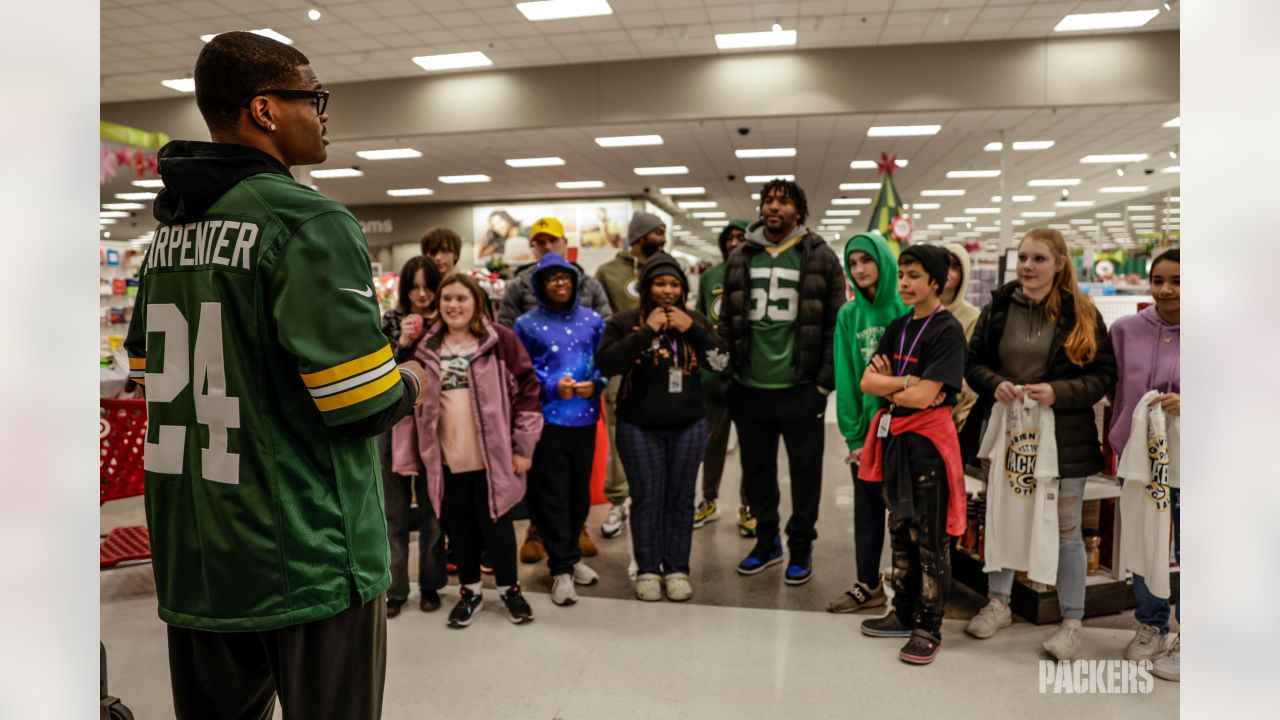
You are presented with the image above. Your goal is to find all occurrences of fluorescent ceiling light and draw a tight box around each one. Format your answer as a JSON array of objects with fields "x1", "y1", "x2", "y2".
[
  {"x1": 557, "y1": 180, "x2": 605, "y2": 189},
  {"x1": 992, "y1": 195, "x2": 1037, "y2": 203},
  {"x1": 1080, "y1": 154, "x2": 1149, "y2": 163},
  {"x1": 438, "y1": 174, "x2": 492, "y2": 184},
  {"x1": 310, "y1": 168, "x2": 363, "y2": 178},
  {"x1": 850, "y1": 159, "x2": 908, "y2": 169},
  {"x1": 1069, "y1": 219, "x2": 1094, "y2": 225},
  {"x1": 1130, "y1": 215, "x2": 1156, "y2": 221},
  {"x1": 115, "y1": 192, "x2": 157, "y2": 200},
  {"x1": 1103, "y1": 220, "x2": 1128, "y2": 226},
  {"x1": 517, "y1": 0, "x2": 613, "y2": 22},
  {"x1": 715, "y1": 27, "x2": 798, "y2": 50},
  {"x1": 1054, "y1": 9, "x2": 1159, "y2": 32},
  {"x1": 703, "y1": 221, "x2": 728, "y2": 227},
  {"x1": 831, "y1": 198, "x2": 871, "y2": 205},
  {"x1": 964, "y1": 208, "x2": 1000, "y2": 214},
  {"x1": 839, "y1": 182, "x2": 880, "y2": 191},
  {"x1": 945, "y1": 216, "x2": 976, "y2": 223},
  {"x1": 660, "y1": 187, "x2": 704, "y2": 195},
  {"x1": 946, "y1": 170, "x2": 1000, "y2": 178},
  {"x1": 1127, "y1": 205, "x2": 1156, "y2": 211},
  {"x1": 387, "y1": 188, "x2": 435, "y2": 197},
  {"x1": 100, "y1": 211, "x2": 129, "y2": 219},
  {"x1": 921, "y1": 189, "x2": 965, "y2": 197},
  {"x1": 1166, "y1": 196, "x2": 1181, "y2": 202},
  {"x1": 678, "y1": 201, "x2": 716, "y2": 209},
  {"x1": 99, "y1": 219, "x2": 118, "y2": 225},
  {"x1": 634, "y1": 166, "x2": 688, "y2": 175},
  {"x1": 1048, "y1": 224, "x2": 1072, "y2": 230},
  {"x1": 596, "y1": 134, "x2": 663, "y2": 147},
  {"x1": 975, "y1": 226, "x2": 1000, "y2": 232},
  {"x1": 1056, "y1": 201, "x2": 1095, "y2": 207},
  {"x1": 1022, "y1": 211, "x2": 1056, "y2": 218},
  {"x1": 735, "y1": 148, "x2": 796, "y2": 159},
  {"x1": 161, "y1": 78, "x2": 195, "y2": 93},
  {"x1": 745, "y1": 174, "x2": 795, "y2": 182},
  {"x1": 750, "y1": 193, "x2": 760, "y2": 200},
  {"x1": 927, "y1": 224, "x2": 955, "y2": 230},
  {"x1": 1096, "y1": 213, "x2": 1123, "y2": 219},
  {"x1": 819, "y1": 221, "x2": 849, "y2": 227},
  {"x1": 1163, "y1": 117, "x2": 1180, "y2": 128},
  {"x1": 1028, "y1": 178, "x2": 1081, "y2": 187},
  {"x1": 984, "y1": 140, "x2": 1055, "y2": 151},
  {"x1": 1100, "y1": 186, "x2": 1149, "y2": 193},
  {"x1": 202, "y1": 28, "x2": 293, "y2": 44},
  {"x1": 1168, "y1": 208, "x2": 1181, "y2": 214},
  {"x1": 1011, "y1": 220, "x2": 1027, "y2": 226},
  {"x1": 1162, "y1": 166, "x2": 1181, "y2": 174},
  {"x1": 867, "y1": 124, "x2": 941, "y2": 137},
  {"x1": 412, "y1": 52, "x2": 492, "y2": 71},
  {"x1": 102, "y1": 203, "x2": 145, "y2": 210},
  {"x1": 356, "y1": 148, "x2": 422, "y2": 160},
  {"x1": 826, "y1": 210, "x2": 862, "y2": 216},
  {"x1": 506, "y1": 157, "x2": 565, "y2": 168},
  {"x1": 131, "y1": 179, "x2": 165, "y2": 188},
  {"x1": 912, "y1": 203, "x2": 941, "y2": 210},
  {"x1": 692, "y1": 212, "x2": 726, "y2": 218}
]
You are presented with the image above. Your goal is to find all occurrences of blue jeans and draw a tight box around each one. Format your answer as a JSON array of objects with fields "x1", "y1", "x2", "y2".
[
  {"x1": 989, "y1": 476, "x2": 1088, "y2": 620},
  {"x1": 1134, "y1": 487, "x2": 1181, "y2": 632}
]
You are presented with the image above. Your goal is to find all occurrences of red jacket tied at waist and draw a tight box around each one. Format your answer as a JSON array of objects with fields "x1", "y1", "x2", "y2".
[{"x1": 858, "y1": 406, "x2": 967, "y2": 537}]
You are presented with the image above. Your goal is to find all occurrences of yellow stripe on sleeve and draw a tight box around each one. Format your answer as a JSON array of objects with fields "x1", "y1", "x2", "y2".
[
  {"x1": 311, "y1": 367, "x2": 402, "y2": 413},
  {"x1": 128, "y1": 357, "x2": 146, "y2": 370},
  {"x1": 300, "y1": 345, "x2": 394, "y2": 389}
]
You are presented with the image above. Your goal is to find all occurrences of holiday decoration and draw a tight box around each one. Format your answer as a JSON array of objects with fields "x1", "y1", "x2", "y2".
[{"x1": 867, "y1": 152, "x2": 909, "y2": 256}]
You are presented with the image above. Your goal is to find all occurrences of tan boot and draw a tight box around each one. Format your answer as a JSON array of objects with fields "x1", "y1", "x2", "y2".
[
  {"x1": 519, "y1": 524, "x2": 545, "y2": 564},
  {"x1": 579, "y1": 526, "x2": 599, "y2": 558}
]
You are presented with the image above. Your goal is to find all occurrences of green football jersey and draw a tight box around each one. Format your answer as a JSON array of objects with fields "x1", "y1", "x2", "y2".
[
  {"x1": 738, "y1": 239, "x2": 803, "y2": 389},
  {"x1": 124, "y1": 172, "x2": 398, "y2": 631}
]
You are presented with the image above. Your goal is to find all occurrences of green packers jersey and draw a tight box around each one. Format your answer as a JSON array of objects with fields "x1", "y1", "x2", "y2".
[
  {"x1": 697, "y1": 262, "x2": 727, "y2": 331},
  {"x1": 124, "y1": 172, "x2": 397, "y2": 631},
  {"x1": 738, "y1": 239, "x2": 803, "y2": 389}
]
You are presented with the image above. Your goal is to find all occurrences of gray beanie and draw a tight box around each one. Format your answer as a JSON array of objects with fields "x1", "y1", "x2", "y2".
[{"x1": 627, "y1": 211, "x2": 664, "y2": 244}]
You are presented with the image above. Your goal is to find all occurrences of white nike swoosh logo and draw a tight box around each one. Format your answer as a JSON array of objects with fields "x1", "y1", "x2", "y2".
[{"x1": 339, "y1": 284, "x2": 374, "y2": 298}]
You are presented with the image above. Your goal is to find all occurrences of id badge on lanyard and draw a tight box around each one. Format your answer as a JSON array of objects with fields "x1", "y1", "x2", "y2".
[
  {"x1": 668, "y1": 367, "x2": 683, "y2": 394},
  {"x1": 876, "y1": 413, "x2": 891, "y2": 438}
]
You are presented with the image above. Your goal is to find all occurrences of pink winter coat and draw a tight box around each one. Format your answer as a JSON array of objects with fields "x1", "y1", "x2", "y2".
[{"x1": 393, "y1": 318, "x2": 543, "y2": 521}]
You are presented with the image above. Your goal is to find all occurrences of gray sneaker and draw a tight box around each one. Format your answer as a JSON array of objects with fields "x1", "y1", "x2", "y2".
[
  {"x1": 601, "y1": 503, "x2": 628, "y2": 538},
  {"x1": 551, "y1": 573, "x2": 577, "y2": 606},
  {"x1": 1042, "y1": 620, "x2": 1083, "y2": 661},
  {"x1": 965, "y1": 599, "x2": 1012, "y2": 639},
  {"x1": 1125, "y1": 624, "x2": 1165, "y2": 662},
  {"x1": 1153, "y1": 635, "x2": 1180, "y2": 682}
]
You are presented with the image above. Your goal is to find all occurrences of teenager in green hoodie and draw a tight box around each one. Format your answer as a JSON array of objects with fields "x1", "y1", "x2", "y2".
[{"x1": 827, "y1": 231, "x2": 908, "y2": 614}]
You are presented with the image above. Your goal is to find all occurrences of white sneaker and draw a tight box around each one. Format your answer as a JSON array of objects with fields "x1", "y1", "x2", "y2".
[
  {"x1": 635, "y1": 573, "x2": 662, "y2": 601},
  {"x1": 1042, "y1": 619, "x2": 1083, "y2": 661},
  {"x1": 627, "y1": 557, "x2": 638, "y2": 582},
  {"x1": 551, "y1": 573, "x2": 577, "y2": 606},
  {"x1": 1124, "y1": 624, "x2": 1165, "y2": 662},
  {"x1": 664, "y1": 572, "x2": 692, "y2": 602},
  {"x1": 602, "y1": 503, "x2": 628, "y2": 538},
  {"x1": 1152, "y1": 635, "x2": 1179, "y2": 682},
  {"x1": 965, "y1": 599, "x2": 1012, "y2": 639},
  {"x1": 572, "y1": 562, "x2": 599, "y2": 586}
]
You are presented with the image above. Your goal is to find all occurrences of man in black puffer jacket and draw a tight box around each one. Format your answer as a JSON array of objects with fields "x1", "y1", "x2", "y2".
[{"x1": 719, "y1": 180, "x2": 846, "y2": 586}]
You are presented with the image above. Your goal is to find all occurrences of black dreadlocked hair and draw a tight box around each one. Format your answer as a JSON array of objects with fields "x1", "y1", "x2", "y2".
[
  {"x1": 757, "y1": 179, "x2": 809, "y2": 225},
  {"x1": 195, "y1": 31, "x2": 311, "y2": 133}
]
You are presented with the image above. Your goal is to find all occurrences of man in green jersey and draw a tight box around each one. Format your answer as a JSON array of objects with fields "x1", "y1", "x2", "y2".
[
  {"x1": 124, "y1": 32, "x2": 427, "y2": 719},
  {"x1": 718, "y1": 180, "x2": 846, "y2": 586}
]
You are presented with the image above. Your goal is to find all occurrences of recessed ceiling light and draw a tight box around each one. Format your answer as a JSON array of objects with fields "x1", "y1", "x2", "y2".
[
  {"x1": 201, "y1": 28, "x2": 293, "y2": 44},
  {"x1": 596, "y1": 134, "x2": 663, "y2": 148},
  {"x1": 356, "y1": 148, "x2": 422, "y2": 160},
  {"x1": 850, "y1": 159, "x2": 909, "y2": 169},
  {"x1": 517, "y1": 0, "x2": 614, "y2": 22},
  {"x1": 1163, "y1": 116, "x2": 1180, "y2": 128},
  {"x1": 633, "y1": 166, "x2": 688, "y2": 176},
  {"x1": 1099, "y1": 186, "x2": 1149, "y2": 193},
  {"x1": 308, "y1": 8, "x2": 321, "y2": 21},
  {"x1": 677, "y1": 201, "x2": 717, "y2": 208},
  {"x1": 735, "y1": 148, "x2": 796, "y2": 159},
  {"x1": 161, "y1": 78, "x2": 195, "y2": 93},
  {"x1": 1056, "y1": 201, "x2": 1095, "y2": 207},
  {"x1": 692, "y1": 211, "x2": 726, "y2": 218},
  {"x1": 927, "y1": 224, "x2": 955, "y2": 230},
  {"x1": 1022, "y1": 211, "x2": 1056, "y2": 218},
  {"x1": 1028, "y1": 179, "x2": 1081, "y2": 187},
  {"x1": 745, "y1": 174, "x2": 795, "y2": 182},
  {"x1": 750, "y1": 193, "x2": 760, "y2": 200},
  {"x1": 413, "y1": 51, "x2": 493, "y2": 71},
  {"x1": 964, "y1": 208, "x2": 1000, "y2": 214},
  {"x1": 826, "y1": 210, "x2": 862, "y2": 216},
  {"x1": 115, "y1": 192, "x2": 157, "y2": 200},
  {"x1": 660, "y1": 187, "x2": 705, "y2": 195},
  {"x1": 839, "y1": 182, "x2": 880, "y2": 191},
  {"x1": 557, "y1": 180, "x2": 605, "y2": 189},
  {"x1": 912, "y1": 203, "x2": 941, "y2": 210},
  {"x1": 1054, "y1": 9, "x2": 1159, "y2": 32},
  {"x1": 832, "y1": 198, "x2": 872, "y2": 205},
  {"x1": 387, "y1": 188, "x2": 435, "y2": 197},
  {"x1": 921, "y1": 189, "x2": 965, "y2": 197},
  {"x1": 946, "y1": 170, "x2": 1000, "y2": 179},
  {"x1": 102, "y1": 203, "x2": 145, "y2": 210},
  {"x1": 100, "y1": 211, "x2": 130, "y2": 219},
  {"x1": 867, "y1": 124, "x2": 941, "y2": 137},
  {"x1": 984, "y1": 140, "x2": 1055, "y2": 151},
  {"x1": 1162, "y1": 166, "x2": 1181, "y2": 174},
  {"x1": 439, "y1": 174, "x2": 492, "y2": 184},
  {"x1": 310, "y1": 168, "x2": 363, "y2": 178},
  {"x1": 991, "y1": 195, "x2": 1037, "y2": 202},
  {"x1": 715, "y1": 27, "x2": 798, "y2": 50},
  {"x1": 131, "y1": 179, "x2": 165, "y2": 188},
  {"x1": 945, "y1": 216, "x2": 977, "y2": 223},
  {"x1": 506, "y1": 157, "x2": 566, "y2": 168},
  {"x1": 1080, "y1": 154, "x2": 1149, "y2": 163}
]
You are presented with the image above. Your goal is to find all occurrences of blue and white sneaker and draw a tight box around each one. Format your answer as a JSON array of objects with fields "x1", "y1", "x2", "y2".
[
  {"x1": 737, "y1": 537, "x2": 784, "y2": 575},
  {"x1": 784, "y1": 554, "x2": 813, "y2": 586}
]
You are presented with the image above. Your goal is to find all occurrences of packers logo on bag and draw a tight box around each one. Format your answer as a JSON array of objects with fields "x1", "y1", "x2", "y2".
[
  {"x1": 1005, "y1": 430, "x2": 1038, "y2": 497},
  {"x1": 1144, "y1": 430, "x2": 1171, "y2": 511}
]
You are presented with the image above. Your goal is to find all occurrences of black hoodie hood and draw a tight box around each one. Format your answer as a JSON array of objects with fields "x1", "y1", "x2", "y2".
[
  {"x1": 638, "y1": 252, "x2": 688, "y2": 316},
  {"x1": 153, "y1": 141, "x2": 292, "y2": 225}
]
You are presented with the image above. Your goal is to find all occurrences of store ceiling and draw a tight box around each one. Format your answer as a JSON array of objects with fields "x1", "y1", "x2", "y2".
[{"x1": 101, "y1": 0, "x2": 1181, "y2": 103}]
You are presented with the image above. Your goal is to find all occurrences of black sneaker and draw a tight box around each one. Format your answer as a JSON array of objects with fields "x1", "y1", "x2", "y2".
[
  {"x1": 386, "y1": 599, "x2": 404, "y2": 619},
  {"x1": 499, "y1": 584, "x2": 534, "y2": 625},
  {"x1": 447, "y1": 587, "x2": 482, "y2": 628},
  {"x1": 899, "y1": 629, "x2": 942, "y2": 665},
  {"x1": 420, "y1": 588, "x2": 441, "y2": 613},
  {"x1": 861, "y1": 611, "x2": 914, "y2": 638}
]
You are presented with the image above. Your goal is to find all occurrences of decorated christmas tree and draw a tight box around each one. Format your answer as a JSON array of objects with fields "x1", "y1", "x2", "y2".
[{"x1": 866, "y1": 152, "x2": 911, "y2": 256}]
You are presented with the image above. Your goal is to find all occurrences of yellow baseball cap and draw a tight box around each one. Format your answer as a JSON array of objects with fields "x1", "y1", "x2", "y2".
[{"x1": 529, "y1": 217, "x2": 565, "y2": 240}]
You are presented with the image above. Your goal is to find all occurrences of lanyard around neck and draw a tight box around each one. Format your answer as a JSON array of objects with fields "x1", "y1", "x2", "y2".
[{"x1": 896, "y1": 305, "x2": 941, "y2": 376}]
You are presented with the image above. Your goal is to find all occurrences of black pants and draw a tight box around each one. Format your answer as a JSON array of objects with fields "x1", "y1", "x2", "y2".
[
  {"x1": 728, "y1": 383, "x2": 826, "y2": 555},
  {"x1": 167, "y1": 587, "x2": 385, "y2": 720},
  {"x1": 441, "y1": 468, "x2": 518, "y2": 587},
  {"x1": 883, "y1": 433, "x2": 952, "y2": 636},
  {"x1": 526, "y1": 424, "x2": 596, "y2": 576},
  {"x1": 378, "y1": 432, "x2": 446, "y2": 602},
  {"x1": 852, "y1": 464, "x2": 888, "y2": 587},
  {"x1": 699, "y1": 392, "x2": 746, "y2": 506}
]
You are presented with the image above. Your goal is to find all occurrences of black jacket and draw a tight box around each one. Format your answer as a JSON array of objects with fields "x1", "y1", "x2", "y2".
[
  {"x1": 962, "y1": 283, "x2": 1118, "y2": 478},
  {"x1": 718, "y1": 227, "x2": 846, "y2": 390}
]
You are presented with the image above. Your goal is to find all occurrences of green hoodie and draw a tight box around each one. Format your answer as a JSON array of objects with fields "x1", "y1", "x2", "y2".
[{"x1": 834, "y1": 231, "x2": 908, "y2": 452}]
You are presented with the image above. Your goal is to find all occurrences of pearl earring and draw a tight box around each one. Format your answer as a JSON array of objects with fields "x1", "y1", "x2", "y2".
[{"x1": 269, "y1": 123, "x2": 277, "y2": 131}]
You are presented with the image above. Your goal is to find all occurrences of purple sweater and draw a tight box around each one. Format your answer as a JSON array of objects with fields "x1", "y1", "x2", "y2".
[{"x1": 1107, "y1": 306, "x2": 1180, "y2": 453}]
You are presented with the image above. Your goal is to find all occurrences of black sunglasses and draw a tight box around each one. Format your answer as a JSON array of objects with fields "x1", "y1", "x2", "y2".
[{"x1": 242, "y1": 88, "x2": 330, "y2": 115}]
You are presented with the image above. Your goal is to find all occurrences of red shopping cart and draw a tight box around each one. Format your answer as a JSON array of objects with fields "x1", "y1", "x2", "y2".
[{"x1": 100, "y1": 398, "x2": 150, "y2": 568}]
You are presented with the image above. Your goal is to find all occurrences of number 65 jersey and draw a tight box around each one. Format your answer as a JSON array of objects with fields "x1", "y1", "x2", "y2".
[{"x1": 125, "y1": 153, "x2": 401, "y2": 632}]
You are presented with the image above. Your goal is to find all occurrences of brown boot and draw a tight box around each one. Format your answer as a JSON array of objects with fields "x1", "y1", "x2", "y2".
[
  {"x1": 579, "y1": 526, "x2": 599, "y2": 558},
  {"x1": 519, "y1": 524, "x2": 545, "y2": 564}
]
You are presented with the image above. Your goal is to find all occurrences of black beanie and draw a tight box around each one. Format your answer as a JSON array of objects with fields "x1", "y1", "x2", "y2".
[{"x1": 899, "y1": 244, "x2": 950, "y2": 295}]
